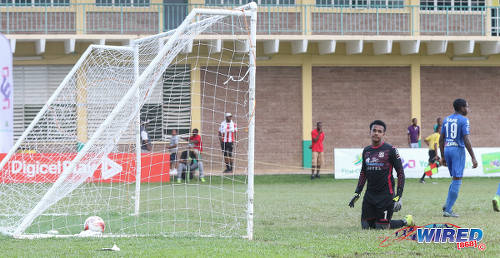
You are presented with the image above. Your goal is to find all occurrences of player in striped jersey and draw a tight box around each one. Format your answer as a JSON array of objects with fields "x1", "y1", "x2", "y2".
[{"x1": 219, "y1": 113, "x2": 237, "y2": 173}]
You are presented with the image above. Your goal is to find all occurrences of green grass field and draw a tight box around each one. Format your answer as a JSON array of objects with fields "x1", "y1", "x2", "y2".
[{"x1": 1, "y1": 175, "x2": 499, "y2": 257}]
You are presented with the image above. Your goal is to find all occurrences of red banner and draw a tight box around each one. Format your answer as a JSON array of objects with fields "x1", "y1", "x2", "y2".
[{"x1": 0, "y1": 153, "x2": 170, "y2": 183}]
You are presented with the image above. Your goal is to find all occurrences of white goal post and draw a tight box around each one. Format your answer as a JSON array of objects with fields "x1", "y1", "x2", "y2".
[{"x1": 0, "y1": 3, "x2": 256, "y2": 239}]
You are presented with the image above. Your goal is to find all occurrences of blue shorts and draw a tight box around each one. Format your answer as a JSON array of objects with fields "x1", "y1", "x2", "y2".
[{"x1": 444, "y1": 147, "x2": 465, "y2": 178}]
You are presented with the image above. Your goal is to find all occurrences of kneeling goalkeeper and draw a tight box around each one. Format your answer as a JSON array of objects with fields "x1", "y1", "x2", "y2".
[{"x1": 348, "y1": 120, "x2": 414, "y2": 229}]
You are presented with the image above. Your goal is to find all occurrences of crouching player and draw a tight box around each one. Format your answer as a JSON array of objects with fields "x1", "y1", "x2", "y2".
[
  {"x1": 176, "y1": 145, "x2": 205, "y2": 183},
  {"x1": 348, "y1": 120, "x2": 414, "y2": 229}
]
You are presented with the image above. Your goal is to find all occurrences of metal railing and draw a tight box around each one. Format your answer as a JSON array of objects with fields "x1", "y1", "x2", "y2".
[{"x1": 0, "y1": 3, "x2": 497, "y2": 36}]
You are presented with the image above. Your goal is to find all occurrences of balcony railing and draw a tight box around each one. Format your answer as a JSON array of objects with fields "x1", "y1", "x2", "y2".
[{"x1": 0, "y1": 3, "x2": 498, "y2": 36}]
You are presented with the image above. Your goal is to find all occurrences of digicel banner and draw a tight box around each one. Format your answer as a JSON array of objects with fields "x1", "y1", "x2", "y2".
[{"x1": 0, "y1": 153, "x2": 170, "y2": 183}]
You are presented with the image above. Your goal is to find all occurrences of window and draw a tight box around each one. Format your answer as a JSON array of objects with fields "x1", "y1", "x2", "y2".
[
  {"x1": 141, "y1": 104, "x2": 163, "y2": 141},
  {"x1": 95, "y1": 0, "x2": 112, "y2": 5},
  {"x1": 420, "y1": 0, "x2": 434, "y2": 10},
  {"x1": 134, "y1": 66, "x2": 193, "y2": 141},
  {"x1": 22, "y1": 104, "x2": 77, "y2": 143},
  {"x1": 436, "y1": 0, "x2": 451, "y2": 10},
  {"x1": 15, "y1": 0, "x2": 31, "y2": 5},
  {"x1": 206, "y1": 0, "x2": 294, "y2": 6},
  {"x1": 164, "y1": 0, "x2": 188, "y2": 31},
  {"x1": 470, "y1": 0, "x2": 484, "y2": 10},
  {"x1": 12, "y1": 65, "x2": 191, "y2": 144},
  {"x1": 13, "y1": 66, "x2": 76, "y2": 142},
  {"x1": 420, "y1": 0, "x2": 485, "y2": 11},
  {"x1": 161, "y1": 65, "x2": 192, "y2": 137},
  {"x1": 492, "y1": 8, "x2": 500, "y2": 36},
  {"x1": 316, "y1": 0, "x2": 403, "y2": 8},
  {"x1": 95, "y1": 0, "x2": 150, "y2": 7},
  {"x1": 0, "y1": 0, "x2": 69, "y2": 6}
]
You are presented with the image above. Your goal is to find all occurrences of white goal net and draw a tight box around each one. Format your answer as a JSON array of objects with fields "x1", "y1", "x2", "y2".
[{"x1": 0, "y1": 3, "x2": 256, "y2": 239}]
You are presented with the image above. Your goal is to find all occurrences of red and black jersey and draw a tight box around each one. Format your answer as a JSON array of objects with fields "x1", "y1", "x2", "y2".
[{"x1": 355, "y1": 142, "x2": 405, "y2": 198}]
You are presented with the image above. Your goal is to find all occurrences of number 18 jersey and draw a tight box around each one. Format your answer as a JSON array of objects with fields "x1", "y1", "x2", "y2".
[{"x1": 441, "y1": 113, "x2": 470, "y2": 148}]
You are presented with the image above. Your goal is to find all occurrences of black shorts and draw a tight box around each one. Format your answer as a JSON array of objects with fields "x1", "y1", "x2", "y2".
[
  {"x1": 428, "y1": 150, "x2": 437, "y2": 163},
  {"x1": 361, "y1": 192, "x2": 394, "y2": 228},
  {"x1": 221, "y1": 142, "x2": 233, "y2": 157},
  {"x1": 170, "y1": 152, "x2": 177, "y2": 162}
]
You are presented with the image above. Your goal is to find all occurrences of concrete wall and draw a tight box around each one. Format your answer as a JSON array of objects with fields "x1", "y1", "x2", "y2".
[
  {"x1": 255, "y1": 66, "x2": 302, "y2": 170},
  {"x1": 312, "y1": 66, "x2": 411, "y2": 169},
  {"x1": 421, "y1": 67, "x2": 500, "y2": 147},
  {"x1": 199, "y1": 66, "x2": 302, "y2": 171}
]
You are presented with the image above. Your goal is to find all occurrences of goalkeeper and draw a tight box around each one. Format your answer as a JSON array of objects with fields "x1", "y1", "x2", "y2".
[{"x1": 348, "y1": 120, "x2": 414, "y2": 230}]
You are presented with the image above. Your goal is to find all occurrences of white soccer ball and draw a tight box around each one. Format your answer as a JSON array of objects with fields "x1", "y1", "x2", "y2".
[{"x1": 84, "y1": 216, "x2": 105, "y2": 233}]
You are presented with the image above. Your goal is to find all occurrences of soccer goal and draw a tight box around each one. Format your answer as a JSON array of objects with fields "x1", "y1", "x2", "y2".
[{"x1": 0, "y1": 3, "x2": 256, "y2": 239}]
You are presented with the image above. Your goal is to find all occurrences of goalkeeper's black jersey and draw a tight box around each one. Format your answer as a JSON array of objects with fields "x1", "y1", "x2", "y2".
[{"x1": 355, "y1": 142, "x2": 405, "y2": 198}]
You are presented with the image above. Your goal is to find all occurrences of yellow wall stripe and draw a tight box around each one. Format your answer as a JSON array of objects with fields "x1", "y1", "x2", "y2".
[
  {"x1": 191, "y1": 66, "x2": 202, "y2": 132},
  {"x1": 302, "y1": 56, "x2": 312, "y2": 141},
  {"x1": 411, "y1": 60, "x2": 421, "y2": 134}
]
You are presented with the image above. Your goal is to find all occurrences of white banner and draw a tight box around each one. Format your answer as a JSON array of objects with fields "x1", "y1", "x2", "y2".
[
  {"x1": 0, "y1": 34, "x2": 13, "y2": 153},
  {"x1": 335, "y1": 147, "x2": 500, "y2": 179}
]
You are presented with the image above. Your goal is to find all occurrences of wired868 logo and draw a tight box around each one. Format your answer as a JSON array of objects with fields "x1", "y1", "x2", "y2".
[{"x1": 380, "y1": 223, "x2": 486, "y2": 251}]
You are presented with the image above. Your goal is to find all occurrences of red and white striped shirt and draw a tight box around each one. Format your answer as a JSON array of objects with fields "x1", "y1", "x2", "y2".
[{"x1": 219, "y1": 120, "x2": 237, "y2": 143}]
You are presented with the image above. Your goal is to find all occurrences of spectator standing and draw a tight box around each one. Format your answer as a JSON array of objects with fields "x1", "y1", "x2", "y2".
[
  {"x1": 185, "y1": 128, "x2": 202, "y2": 154},
  {"x1": 311, "y1": 122, "x2": 324, "y2": 179},
  {"x1": 219, "y1": 113, "x2": 237, "y2": 173},
  {"x1": 168, "y1": 129, "x2": 179, "y2": 176},
  {"x1": 407, "y1": 118, "x2": 420, "y2": 148},
  {"x1": 140, "y1": 122, "x2": 152, "y2": 152}
]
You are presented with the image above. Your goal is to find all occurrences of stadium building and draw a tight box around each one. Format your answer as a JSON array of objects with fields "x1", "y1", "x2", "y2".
[{"x1": 4, "y1": 0, "x2": 500, "y2": 171}]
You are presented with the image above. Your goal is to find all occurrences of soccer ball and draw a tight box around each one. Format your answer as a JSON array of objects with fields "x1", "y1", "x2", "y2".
[{"x1": 84, "y1": 216, "x2": 105, "y2": 233}]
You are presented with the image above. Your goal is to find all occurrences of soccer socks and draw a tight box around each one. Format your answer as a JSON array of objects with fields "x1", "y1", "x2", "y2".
[
  {"x1": 311, "y1": 166, "x2": 315, "y2": 175},
  {"x1": 316, "y1": 166, "x2": 321, "y2": 176},
  {"x1": 389, "y1": 220, "x2": 405, "y2": 229},
  {"x1": 445, "y1": 180, "x2": 462, "y2": 213},
  {"x1": 497, "y1": 183, "x2": 500, "y2": 196}
]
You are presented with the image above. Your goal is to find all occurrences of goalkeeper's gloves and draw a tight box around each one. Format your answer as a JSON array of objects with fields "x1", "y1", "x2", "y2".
[
  {"x1": 393, "y1": 195, "x2": 402, "y2": 212},
  {"x1": 348, "y1": 193, "x2": 360, "y2": 208}
]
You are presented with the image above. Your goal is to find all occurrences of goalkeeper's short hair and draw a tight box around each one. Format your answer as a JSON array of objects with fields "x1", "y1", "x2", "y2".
[{"x1": 369, "y1": 120, "x2": 386, "y2": 132}]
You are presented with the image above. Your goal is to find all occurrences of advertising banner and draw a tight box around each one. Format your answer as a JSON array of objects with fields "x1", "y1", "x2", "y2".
[
  {"x1": 335, "y1": 148, "x2": 500, "y2": 179},
  {"x1": 0, "y1": 34, "x2": 13, "y2": 153},
  {"x1": 0, "y1": 153, "x2": 170, "y2": 183}
]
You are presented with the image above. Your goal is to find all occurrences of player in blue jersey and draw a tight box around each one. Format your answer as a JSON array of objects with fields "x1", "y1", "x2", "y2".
[
  {"x1": 493, "y1": 183, "x2": 500, "y2": 212},
  {"x1": 439, "y1": 98, "x2": 478, "y2": 217}
]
